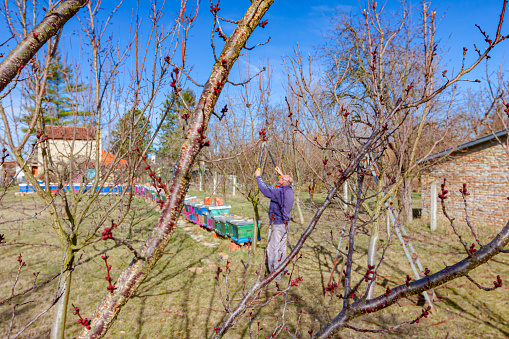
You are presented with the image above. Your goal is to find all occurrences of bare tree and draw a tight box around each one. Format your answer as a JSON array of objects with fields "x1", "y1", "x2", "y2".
[
  {"x1": 203, "y1": 60, "x2": 272, "y2": 245},
  {"x1": 212, "y1": 1, "x2": 509, "y2": 338},
  {"x1": 1, "y1": 0, "x2": 192, "y2": 337},
  {"x1": 76, "y1": 1, "x2": 275, "y2": 337},
  {"x1": 1, "y1": 0, "x2": 509, "y2": 338}
]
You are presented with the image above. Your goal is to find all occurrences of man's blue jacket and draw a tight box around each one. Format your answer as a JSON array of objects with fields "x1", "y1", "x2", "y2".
[{"x1": 256, "y1": 176, "x2": 294, "y2": 224}]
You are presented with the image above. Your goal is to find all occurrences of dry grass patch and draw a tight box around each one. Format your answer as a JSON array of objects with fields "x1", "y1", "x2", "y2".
[{"x1": 0, "y1": 187, "x2": 508, "y2": 338}]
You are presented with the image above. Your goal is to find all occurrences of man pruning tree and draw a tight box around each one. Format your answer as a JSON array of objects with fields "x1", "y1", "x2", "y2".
[{"x1": 255, "y1": 166, "x2": 294, "y2": 280}]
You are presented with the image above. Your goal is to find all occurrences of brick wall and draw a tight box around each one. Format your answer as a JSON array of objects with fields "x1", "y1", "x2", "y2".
[{"x1": 422, "y1": 143, "x2": 509, "y2": 228}]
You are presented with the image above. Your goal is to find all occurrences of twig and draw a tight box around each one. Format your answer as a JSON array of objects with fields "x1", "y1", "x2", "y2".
[
  {"x1": 0, "y1": 195, "x2": 57, "y2": 226},
  {"x1": 111, "y1": 236, "x2": 145, "y2": 260},
  {"x1": 11, "y1": 298, "x2": 59, "y2": 339},
  {"x1": 464, "y1": 273, "x2": 502, "y2": 291},
  {"x1": 439, "y1": 179, "x2": 470, "y2": 254},
  {"x1": 245, "y1": 36, "x2": 271, "y2": 50},
  {"x1": 0, "y1": 272, "x2": 61, "y2": 306},
  {"x1": 227, "y1": 67, "x2": 266, "y2": 86},
  {"x1": 459, "y1": 184, "x2": 482, "y2": 246},
  {"x1": 344, "y1": 306, "x2": 430, "y2": 333},
  {"x1": 200, "y1": 139, "x2": 262, "y2": 163},
  {"x1": 7, "y1": 301, "x2": 33, "y2": 339}
]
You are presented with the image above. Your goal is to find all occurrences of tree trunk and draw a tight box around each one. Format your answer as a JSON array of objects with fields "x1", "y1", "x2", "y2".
[
  {"x1": 292, "y1": 167, "x2": 305, "y2": 225},
  {"x1": 251, "y1": 197, "x2": 260, "y2": 251},
  {"x1": 50, "y1": 249, "x2": 74, "y2": 339},
  {"x1": 366, "y1": 219, "x2": 379, "y2": 299},
  {"x1": 399, "y1": 177, "x2": 413, "y2": 223},
  {"x1": 294, "y1": 190, "x2": 304, "y2": 225},
  {"x1": 199, "y1": 162, "x2": 202, "y2": 192},
  {"x1": 291, "y1": 132, "x2": 304, "y2": 225},
  {"x1": 78, "y1": 2, "x2": 274, "y2": 337}
]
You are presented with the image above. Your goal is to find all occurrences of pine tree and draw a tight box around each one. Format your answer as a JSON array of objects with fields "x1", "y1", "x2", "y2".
[
  {"x1": 22, "y1": 52, "x2": 88, "y2": 131},
  {"x1": 109, "y1": 109, "x2": 151, "y2": 155},
  {"x1": 156, "y1": 89, "x2": 196, "y2": 160}
]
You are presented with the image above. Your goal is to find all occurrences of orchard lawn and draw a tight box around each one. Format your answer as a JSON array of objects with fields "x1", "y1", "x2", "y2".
[{"x1": 1, "y1": 186, "x2": 508, "y2": 338}]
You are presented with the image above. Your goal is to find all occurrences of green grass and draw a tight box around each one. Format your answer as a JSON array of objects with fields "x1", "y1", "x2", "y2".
[{"x1": 1, "y1": 185, "x2": 508, "y2": 338}]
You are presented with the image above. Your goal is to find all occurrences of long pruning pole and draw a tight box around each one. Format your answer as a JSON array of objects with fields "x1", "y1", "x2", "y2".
[
  {"x1": 267, "y1": 149, "x2": 277, "y2": 171},
  {"x1": 254, "y1": 142, "x2": 266, "y2": 251},
  {"x1": 255, "y1": 144, "x2": 279, "y2": 252}
]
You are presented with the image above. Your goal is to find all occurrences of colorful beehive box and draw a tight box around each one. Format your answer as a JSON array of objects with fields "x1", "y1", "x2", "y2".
[
  {"x1": 212, "y1": 215, "x2": 225, "y2": 235},
  {"x1": 197, "y1": 204, "x2": 214, "y2": 228},
  {"x1": 187, "y1": 202, "x2": 195, "y2": 222},
  {"x1": 192, "y1": 203, "x2": 203, "y2": 223},
  {"x1": 230, "y1": 219, "x2": 261, "y2": 244},
  {"x1": 183, "y1": 201, "x2": 192, "y2": 219},
  {"x1": 189, "y1": 202, "x2": 198, "y2": 222},
  {"x1": 183, "y1": 196, "x2": 195, "y2": 213},
  {"x1": 199, "y1": 205, "x2": 231, "y2": 229},
  {"x1": 188, "y1": 202, "x2": 200, "y2": 222},
  {"x1": 49, "y1": 183, "x2": 59, "y2": 193},
  {"x1": 223, "y1": 216, "x2": 242, "y2": 237}
]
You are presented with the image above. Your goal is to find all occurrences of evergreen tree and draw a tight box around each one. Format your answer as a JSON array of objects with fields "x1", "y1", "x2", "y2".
[
  {"x1": 109, "y1": 109, "x2": 151, "y2": 155},
  {"x1": 23, "y1": 52, "x2": 88, "y2": 131},
  {"x1": 156, "y1": 89, "x2": 196, "y2": 160}
]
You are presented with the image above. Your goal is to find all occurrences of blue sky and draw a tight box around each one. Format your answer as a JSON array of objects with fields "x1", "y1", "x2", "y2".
[
  {"x1": 180, "y1": 0, "x2": 509, "y2": 100},
  {"x1": 1, "y1": 1, "x2": 508, "y2": 116}
]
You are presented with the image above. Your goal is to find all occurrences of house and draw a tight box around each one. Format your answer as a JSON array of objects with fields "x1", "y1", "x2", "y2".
[
  {"x1": 421, "y1": 129, "x2": 509, "y2": 228},
  {"x1": 37, "y1": 125, "x2": 101, "y2": 176}
]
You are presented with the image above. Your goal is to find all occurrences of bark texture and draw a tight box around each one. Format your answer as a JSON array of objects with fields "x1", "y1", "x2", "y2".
[
  {"x1": 400, "y1": 176, "x2": 413, "y2": 223},
  {"x1": 0, "y1": 0, "x2": 88, "y2": 93},
  {"x1": 78, "y1": 1, "x2": 274, "y2": 338}
]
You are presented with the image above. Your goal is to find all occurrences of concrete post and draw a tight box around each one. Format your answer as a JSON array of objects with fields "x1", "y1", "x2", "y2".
[
  {"x1": 232, "y1": 175, "x2": 236, "y2": 196},
  {"x1": 199, "y1": 161, "x2": 203, "y2": 192},
  {"x1": 199, "y1": 171, "x2": 202, "y2": 192},
  {"x1": 430, "y1": 181, "x2": 437, "y2": 232}
]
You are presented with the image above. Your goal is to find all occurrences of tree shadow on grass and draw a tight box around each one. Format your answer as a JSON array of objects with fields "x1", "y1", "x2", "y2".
[
  {"x1": 442, "y1": 287, "x2": 509, "y2": 337},
  {"x1": 126, "y1": 228, "x2": 223, "y2": 338}
]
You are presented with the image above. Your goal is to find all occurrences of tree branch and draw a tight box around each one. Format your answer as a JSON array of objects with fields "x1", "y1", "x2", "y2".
[{"x1": 0, "y1": 0, "x2": 88, "y2": 93}]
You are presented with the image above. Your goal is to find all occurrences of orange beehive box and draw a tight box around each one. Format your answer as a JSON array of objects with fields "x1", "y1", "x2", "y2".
[
  {"x1": 214, "y1": 197, "x2": 223, "y2": 206},
  {"x1": 204, "y1": 197, "x2": 213, "y2": 205}
]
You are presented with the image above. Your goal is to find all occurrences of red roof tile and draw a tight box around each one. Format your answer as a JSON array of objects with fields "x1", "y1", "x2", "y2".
[
  {"x1": 101, "y1": 150, "x2": 127, "y2": 166},
  {"x1": 46, "y1": 125, "x2": 96, "y2": 140}
]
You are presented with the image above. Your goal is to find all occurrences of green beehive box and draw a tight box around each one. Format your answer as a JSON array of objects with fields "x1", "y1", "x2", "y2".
[
  {"x1": 212, "y1": 215, "x2": 226, "y2": 235},
  {"x1": 230, "y1": 219, "x2": 262, "y2": 243},
  {"x1": 225, "y1": 216, "x2": 245, "y2": 237},
  {"x1": 206, "y1": 205, "x2": 231, "y2": 216},
  {"x1": 225, "y1": 216, "x2": 244, "y2": 237}
]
